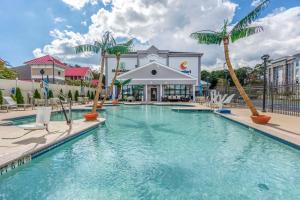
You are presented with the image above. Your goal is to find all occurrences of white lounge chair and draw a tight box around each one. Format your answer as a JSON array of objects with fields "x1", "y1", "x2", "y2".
[
  {"x1": 209, "y1": 90, "x2": 218, "y2": 105},
  {"x1": 19, "y1": 107, "x2": 52, "y2": 131},
  {"x1": 2, "y1": 107, "x2": 52, "y2": 139},
  {"x1": 219, "y1": 94, "x2": 235, "y2": 108},
  {"x1": 3, "y1": 96, "x2": 32, "y2": 112}
]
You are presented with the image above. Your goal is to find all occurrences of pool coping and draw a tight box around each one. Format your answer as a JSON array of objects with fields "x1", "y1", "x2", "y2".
[
  {"x1": 2, "y1": 108, "x2": 106, "y2": 122},
  {"x1": 0, "y1": 118, "x2": 105, "y2": 176}
]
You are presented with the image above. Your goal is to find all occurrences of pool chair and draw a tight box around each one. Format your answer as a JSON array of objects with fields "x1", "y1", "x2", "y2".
[
  {"x1": 19, "y1": 107, "x2": 52, "y2": 131},
  {"x1": 2, "y1": 107, "x2": 52, "y2": 139},
  {"x1": 219, "y1": 94, "x2": 235, "y2": 109},
  {"x1": 210, "y1": 93, "x2": 227, "y2": 108},
  {"x1": 208, "y1": 90, "x2": 218, "y2": 106},
  {"x1": 3, "y1": 96, "x2": 32, "y2": 112}
]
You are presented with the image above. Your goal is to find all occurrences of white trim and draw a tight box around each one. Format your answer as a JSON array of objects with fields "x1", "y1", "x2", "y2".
[
  {"x1": 118, "y1": 78, "x2": 197, "y2": 81},
  {"x1": 31, "y1": 65, "x2": 65, "y2": 71},
  {"x1": 117, "y1": 61, "x2": 196, "y2": 80},
  {"x1": 32, "y1": 75, "x2": 65, "y2": 80}
]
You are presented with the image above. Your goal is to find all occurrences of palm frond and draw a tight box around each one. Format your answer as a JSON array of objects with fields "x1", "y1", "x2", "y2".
[
  {"x1": 190, "y1": 31, "x2": 223, "y2": 45},
  {"x1": 107, "y1": 39, "x2": 134, "y2": 55},
  {"x1": 230, "y1": 26, "x2": 263, "y2": 43},
  {"x1": 232, "y1": 0, "x2": 270, "y2": 31},
  {"x1": 114, "y1": 80, "x2": 121, "y2": 86},
  {"x1": 75, "y1": 44, "x2": 100, "y2": 54},
  {"x1": 101, "y1": 31, "x2": 116, "y2": 50},
  {"x1": 122, "y1": 79, "x2": 131, "y2": 86}
]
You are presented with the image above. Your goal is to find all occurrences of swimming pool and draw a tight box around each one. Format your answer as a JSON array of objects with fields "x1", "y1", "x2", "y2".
[{"x1": 0, "y1": 105, "x2": 299, "y2": 199}]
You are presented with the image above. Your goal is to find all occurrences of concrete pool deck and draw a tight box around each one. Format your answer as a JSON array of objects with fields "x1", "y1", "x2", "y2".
[{"x1": 0, "y1": 104, "x2": 106, "y2": 175}]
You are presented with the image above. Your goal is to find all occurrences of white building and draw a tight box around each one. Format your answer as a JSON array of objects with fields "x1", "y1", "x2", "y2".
[
  {"x1": 267, "y1": 53, "x2": 300, "y2": 85},
  {"x1": 105, "y1": 46, "x2": 204, "y2": 102}
]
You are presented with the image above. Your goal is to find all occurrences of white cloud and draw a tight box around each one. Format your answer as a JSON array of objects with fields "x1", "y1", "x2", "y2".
[
  {"x1": 102, "y1": 0, "x2": 111, "y2": 6},
  {"x1": 34, "y1": 1, "x2": 300, "y2": 70},
  {"x1": 81, "y1": 21, "x2": 88, "y2": 26},
  {"x1": 53, "y1": 17, "x2": 66, "y2": 24},
  {"x1": 251, "y1": 0, "x2": 261, "y2": 7},
  {"x1": 61, "y1": 0, "x2": 99, "y2": 10},
  {"x1": 229, "y1": 7, "x2": 300, "y2": 67}
]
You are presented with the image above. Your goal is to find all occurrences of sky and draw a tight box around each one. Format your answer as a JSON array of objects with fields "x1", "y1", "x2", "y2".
[{"x1": 0, "y1": 0, "x2": 300, "y2": 69}]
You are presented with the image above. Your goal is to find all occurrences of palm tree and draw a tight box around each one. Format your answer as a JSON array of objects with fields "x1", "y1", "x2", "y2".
[
  {"x1": 75, "y1": 31, "x2": 116, "y2": 114},
  {"x1": 114, "y1": 79, "x2": 132, "y2": 100},
  {"x1": 99, "y1": 39, "x2": 133, "y2": 106},
  {"x1": 190, "y1": 0, "x2": 270, "y2": 117}
]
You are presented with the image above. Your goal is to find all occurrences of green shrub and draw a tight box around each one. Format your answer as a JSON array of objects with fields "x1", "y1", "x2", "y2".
[
  {"x1": 74, "y1": 90, "x2": 79, "y2": 102},
  {"x1": 48, "y1": 89, "x2": 54, "y2": 98},
  {"x1": 68, "y1": 90, "x2": 73, "y2": 100},
  {"x1": 59, "y1": 89, "x2": 64, "y2": 100},
  {"x1": 33, "y1": 89, "x2": 41, "y2": 99},
  {"x1": 0, "y1": 90, "x2": 3, "y2": 105},
  {"x1": 15, "y1": 87, "x2": 24, "y2": 104},
  {"x1": 87, "y1": 90, "x2": 90, "y2": 99}
]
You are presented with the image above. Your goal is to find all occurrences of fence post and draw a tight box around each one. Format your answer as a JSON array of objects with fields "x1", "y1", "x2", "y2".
[{"x1": 271, "y1": 83, "x2": 274, "y2": 113}]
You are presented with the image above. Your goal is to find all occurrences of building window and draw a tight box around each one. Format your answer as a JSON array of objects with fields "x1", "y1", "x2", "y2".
[
  {"x1": 163, "y1": 85, "x2": 191, "y2": 97},
  {"x1": 58, "y1": 71, "x2": 61, "y2": 76},
  {"x1": 122, "y1": 85, "x2": 144, "y2": 101}
]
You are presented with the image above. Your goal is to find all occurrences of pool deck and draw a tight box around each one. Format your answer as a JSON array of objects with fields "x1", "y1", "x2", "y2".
[{"x1": 0, "y1": 104, "x2": 106, "y2": 174}]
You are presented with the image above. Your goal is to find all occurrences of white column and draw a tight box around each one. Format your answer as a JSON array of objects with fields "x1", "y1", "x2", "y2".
[
  {"x1": 192, "y1": 85, "x2": 196, "y2": 102},
  {"x1": 145, "y1": 84, "x2": 148, "y2": 102},
  {"x1": 160, "y1": 84, "x2": 163, "y2": 102},
  {"x1": 112, "y1": 85, "x2": 116, "y2": 100}
]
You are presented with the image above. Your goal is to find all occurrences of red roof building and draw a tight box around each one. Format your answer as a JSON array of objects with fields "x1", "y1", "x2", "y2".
[
  {"x1": 65, "y1": 67, "x2": 93, "y2": 81},
  {"x1": 24, "y1": 55, "x2": 68, "y2": 68},
  {"x1": 14, "y1": 55, "x2": 66, "y2": 83}
]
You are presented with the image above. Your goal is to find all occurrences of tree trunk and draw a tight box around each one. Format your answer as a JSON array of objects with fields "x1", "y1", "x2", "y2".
[
  {"x1": 100, "y1": 55, "x2": 120, "y2": 106},
  {"x1": 117, "y1": 85, "x2": 122, "y2": 100},
  {"x1": 91, "y1": 52, "x2": 106, "y2": 113},
  {"x1": 223, "y1": 37, "x2": 259, "y2": 116}
]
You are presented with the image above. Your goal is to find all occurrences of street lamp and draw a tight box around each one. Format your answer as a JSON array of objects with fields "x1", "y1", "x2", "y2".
[
  {"x1": 40, "y1": 69, "x2": 45, "y2": 80},
  {"x1": 80, "y1": 78, "x2": 84, "y2": 97},
  {"x1": 48, "y1": 57, "x2": 55, "y2": 84},
  {"x1": 261, "y1": 54, "x2": 270, "y2": 112}
]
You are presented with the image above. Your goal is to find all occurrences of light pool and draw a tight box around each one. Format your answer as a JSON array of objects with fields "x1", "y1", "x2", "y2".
[{"x1": 0, "y1": 105, "x2": 299, "y2": 199}]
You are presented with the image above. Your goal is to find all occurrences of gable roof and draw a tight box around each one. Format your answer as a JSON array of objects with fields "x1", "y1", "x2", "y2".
[
  {"x1": 24, "y1": 55, "x2": 68, "y2": 68},
  {"x1": 65, "y1": 67, "x2": 90, "y2": 77},
  {"x1": 117, "y1": 61, "x2": 197, "y2": 80}
]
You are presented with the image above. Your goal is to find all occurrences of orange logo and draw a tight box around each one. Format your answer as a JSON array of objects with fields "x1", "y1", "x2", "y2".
[{"x1": 180, "y1": 61, "x2": 188, "y2": 70}]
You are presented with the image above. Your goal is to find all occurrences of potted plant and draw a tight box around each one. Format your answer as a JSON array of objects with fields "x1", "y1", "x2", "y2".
[
  {"x1": 75, "y1": 31, "x2": 116, "y2": 121},
  {"x1": 99, "y1": 39, "x2": 133, "y2": 107},
  {"x1": 190, "y1": 0, "x2": 271, "y2": 124}
]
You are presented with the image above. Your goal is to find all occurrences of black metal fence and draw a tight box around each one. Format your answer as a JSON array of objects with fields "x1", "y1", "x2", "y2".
[{"x1": 214, "y1": 83, "x2": 300, "y2": 117}]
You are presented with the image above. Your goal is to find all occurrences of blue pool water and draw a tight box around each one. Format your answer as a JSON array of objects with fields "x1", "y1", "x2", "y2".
[{"x1": 0, "y1": 105, "x2": 299, "y2": 199}]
